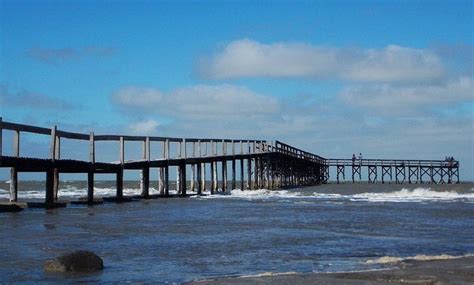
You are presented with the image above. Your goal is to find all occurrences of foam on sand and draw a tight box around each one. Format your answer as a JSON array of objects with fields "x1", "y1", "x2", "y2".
[{"x1": 366, "y1": 253, "x2": 474, "y2": 264}]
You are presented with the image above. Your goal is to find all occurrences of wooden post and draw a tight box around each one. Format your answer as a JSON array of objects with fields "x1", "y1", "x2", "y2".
[
  {"x1": 231, "y1": 140, "x2": 236, "y2": 190},
  {"x1": 159, "y1": 140, "x2": 166, "y2": 195},
  {"x1": 9, "y1": 129, "x2": 19, "y2": 202},
  {"x1": 197, "y1": 158, "x2": 202, "y2": 195},
  {"x1": 222, "y1": 139, "x2": 227, "y2": 192},
  {"x1": 117, "y1": 136, "x2": 124, "y2": 200},
  {"x1": 177, "y1": 141, "x2": 181, "y2": 194},
  {"x1": 45, "y1": 168, "x2": 54, "y2": 207},
  {"x1": 141, "y1": 137, "x2": 150, "y2": 198},
  {"x1": 87, "y1": 132, "x2": 95, "y2": 204},
  {"x1": 164, "y1": 139, "x2": 170, "y2": 196},
  {"x1": 48, "y1": 125, "x2": 58, "y2": 203},
  {"x1": 116, "y1": 168, "x2": 123, "y2": 201},
  {"x1": 247, "y1": 158, "x2": 252, "y2": 190},
  {"x1": 201, "y1": 163, "x2": 206, "y2": 192},
  {"x1": 53, "y1": 135, "x2": 60, "y2": 200},
  {"x1": 191, "y1": 141, "x2": 195, "y2": 192},
  {"x1": 164, "y1": 164, "x2": 169, "y2": 196},
  {"x1": 180, "y1": 160, "x2": 186, "y2": 196},
  {"x1": 240, "y1": 158, "x2": 244, "y2": 190},
  {"x1": 119, "y1": 136, "x2": 125, "y2": 164}
]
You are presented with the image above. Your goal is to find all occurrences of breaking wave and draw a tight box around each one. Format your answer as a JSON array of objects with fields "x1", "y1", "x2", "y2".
[
  {"x1": 1, "y1": 185, "x2": 473, "y2": 203},
  {"x1": 198, "y1": 187, "x2": 474, "y2": 202},
  {"x1": 366, "y1": 253, "x2": 474, "y2": 264}
]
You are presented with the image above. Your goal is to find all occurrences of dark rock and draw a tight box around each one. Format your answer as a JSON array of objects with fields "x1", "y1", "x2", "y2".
[{"x1": 44, "y1": 250, "x2": 103, "y2": 273}]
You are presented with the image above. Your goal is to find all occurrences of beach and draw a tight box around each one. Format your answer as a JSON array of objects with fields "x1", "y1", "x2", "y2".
[{"x1": 189, "y1": 256, "x2": 474, "y2": 284}]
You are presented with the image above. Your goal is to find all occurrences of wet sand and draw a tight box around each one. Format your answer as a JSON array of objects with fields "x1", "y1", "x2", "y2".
[{"x1": 188, "y1": 256, "x2": 474, "y2": 284}]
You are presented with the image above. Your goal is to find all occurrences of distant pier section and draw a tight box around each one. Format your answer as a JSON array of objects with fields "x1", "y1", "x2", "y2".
[{"x1": 0, "y1": 118, "x2": 459, "y2": 209}]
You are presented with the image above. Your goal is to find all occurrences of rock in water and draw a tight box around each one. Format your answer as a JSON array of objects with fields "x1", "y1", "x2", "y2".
[{"x1": 44, "y1": 250, "x2": 103, "y2": 273}]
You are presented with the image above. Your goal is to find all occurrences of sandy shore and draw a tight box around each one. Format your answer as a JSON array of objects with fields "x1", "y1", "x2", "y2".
[{"x1": 187, "y1": 256, "x2": 474, "y2": 285}]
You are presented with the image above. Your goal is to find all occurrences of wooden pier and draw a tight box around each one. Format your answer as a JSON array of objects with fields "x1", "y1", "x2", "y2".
[
  {"x1": 0, "y1": 119, "x2": 326, "y2": 208},
  {"x1": 327, "y1": 158, "x2": 459, "y2": 184},
  {"x1": 0, "y1": 118, "x2": 459, "y2": 209}
]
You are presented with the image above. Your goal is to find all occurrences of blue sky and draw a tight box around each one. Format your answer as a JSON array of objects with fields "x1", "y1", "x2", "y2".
[{"x1": 0, "y1": 0, "x2": 473, "y2": 180}]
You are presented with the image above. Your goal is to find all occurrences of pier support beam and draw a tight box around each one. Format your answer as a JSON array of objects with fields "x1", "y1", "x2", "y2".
[
  {"x1": 396, "y1": 166, "x2": 406, "y2": 184},
  {"x1": 87, "y1": 171, "x2": 94, "y2": 204},
  {"x1": 197, "y1": 162, "x2": 202, "y2": 195},
  {"x1": 179, "y1": 161, "x2": 186, "y2": 196},
  {"x1": 240, "y1": 159, "x2": 244, "y2": 190},
  {"x1": 222, "y1": 160, "x2": 227, "y2": 192},
  {"x1": 368, "y1": 165, "x2": 377, "y2": 183},
  {"x1": 336, "y1": 165, "x2": 345, "y2": 183},
  {"x1": 9, "y1": 168, "x2": 18, "y2": 202},
  {"x1": 201, "y1": 163, "x2": 206, "y2": 193},
  {"x1": 164, "y1": 165, "x2": 169, "y2": 196},
  {"x1": 232, "y1": 159, "x2": 236, "y2": 190},
  {"x1": 352, "y1": 165, "x2": 361, "y2": 183},
  {"x1": 381, "y1": 166, "x2": 392, "y2": 184},
  {"x1": 247, "y1": 158, "x2": 252, "y2": 190},
  {"x1": 141, "y1": 167, "x2": 150, "y2": 198},
  {"x1": 116, "y1": 168, "x2": 123, "y2": 201},
  {"x1": 210, "y1": 162, "x2": 216, "y2": 194},
  {"x1": 9, "y1": 129, "x2": 20, "y2": 202},
  {"x1": 45, "y1": 168, "x2": 54, "y2": 207},
  {"x1": 408, "y1": 166, "x2": 419, "y2": 184}
]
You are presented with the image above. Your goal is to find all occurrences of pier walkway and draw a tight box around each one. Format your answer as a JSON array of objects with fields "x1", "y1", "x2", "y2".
[{"x1": 0, "y1": 118, "x2": 459, "y2": 209}]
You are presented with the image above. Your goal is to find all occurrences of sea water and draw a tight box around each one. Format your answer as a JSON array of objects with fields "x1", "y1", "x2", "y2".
[{"x1": 0, "y1": 182, "x2": 473, "y2": 283}]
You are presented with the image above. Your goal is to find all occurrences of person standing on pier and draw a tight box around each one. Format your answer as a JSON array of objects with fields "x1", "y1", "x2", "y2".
[
  {"x1": 352, "y1": 154, "x2": 356, "y2": 166},
  {"x1": 359, "y1": 153, "x2": 362, "y2": 166}
]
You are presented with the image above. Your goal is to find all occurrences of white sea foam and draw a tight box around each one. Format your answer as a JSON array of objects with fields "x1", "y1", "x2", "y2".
[
  {"x1": 197, "y1": 187, "x2": 474, "y2": 202},
  {"x1": 1, "y1": 185, "x2": 473, "y2": 203},
  {"x1": 0, "y1": 186, "x2": 171, "y2": 200},
  {"x1": 194, "y1": 189, "x2": 305, "y2": 199},
  {"x1": 366, "y1": 253, "x2": 474, "y2": 264},
  {"x1": 348, "y1": 188, "x2": 474, "y2": 202}
]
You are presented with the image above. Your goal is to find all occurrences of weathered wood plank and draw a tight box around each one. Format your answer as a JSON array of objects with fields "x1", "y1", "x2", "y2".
[
  {"x1": 57, "y1": 130, "x2": 89, "y2": 140},
  {"x1": 2, "y1": 121, "x2": 51, "y2": 135}
]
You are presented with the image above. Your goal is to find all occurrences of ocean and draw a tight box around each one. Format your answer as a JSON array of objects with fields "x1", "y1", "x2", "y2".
[{"x1": 1, "y1": 181, "x2": 473, "y2": 283}]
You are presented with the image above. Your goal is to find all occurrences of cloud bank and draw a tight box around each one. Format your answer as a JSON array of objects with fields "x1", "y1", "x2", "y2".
[
  {"x1": 112, "y1": 84, "x2": 280, "y2": 121},
  {"x1": 198, "y1": 39, "x2": 445, "y2": 82}
]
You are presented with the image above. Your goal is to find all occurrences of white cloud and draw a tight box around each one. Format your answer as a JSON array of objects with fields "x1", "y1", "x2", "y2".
[
  {"x1": 128, "y1": 119, "x2": 160, "y2": 135},
  {"x1": 112, "y1": 84, "x2": 280, "y2": 120},
  {"x1": 199, "y1": 39, "x2": 445, "y2": 82},
  {"x1": 339, "y1": 76, "x2": 474, "y2": 113}
]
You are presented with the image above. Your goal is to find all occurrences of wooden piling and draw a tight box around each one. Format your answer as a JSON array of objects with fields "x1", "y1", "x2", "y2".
[
  {"x1": 210, "y1": 159, "x2": 215, "y2": 194},
  {"x1": 117, "y1": 136, "x2": 124, "y2": 201},
  {"x1": 45, "y1": 168, "x2": 54, "y2": 207},
  {"x1": 180, "y1": 160, "x2": 186, "y2": 196},
  {"x1": 191, "y1": 142, "x2": 195, "y2": 192},
  {"x1": 10, "y1": 129, "x2": 19, "y2": 202},
  {"x1": 141, "y1": 137, "x2": 150, "y2": 198},
  {"x1": 197, "y1": 159, "x2": 202, "y2": 195},
  {"x1": 87, "y1": 132, "x2": 95, "y2": 204},
  {"x1": 116, "y1": 168, "x2": 123, "y2": 201},
  {"x1": 222, "y1": 139, "x2": 227, "y2": 192},
  {"x1": 164, "y1": 139, "x2": 170, "y2": 196},
  {"x1": 53, "y1": 134, "x2": 60, "y2": 200}
]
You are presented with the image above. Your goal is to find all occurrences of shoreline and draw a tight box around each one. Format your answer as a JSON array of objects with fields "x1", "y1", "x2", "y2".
[{"x1": 187, "y1": 256, "x2": 474, "y2": 284}]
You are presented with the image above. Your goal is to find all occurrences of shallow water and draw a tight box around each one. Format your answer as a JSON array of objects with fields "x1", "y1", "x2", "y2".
[{"x1": 0, "y1": 182, "x2": 473, "y2": 283}]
